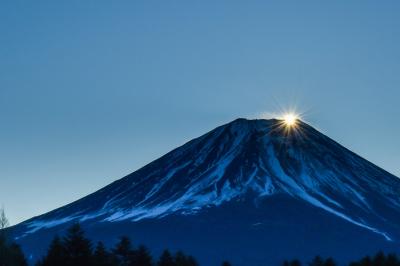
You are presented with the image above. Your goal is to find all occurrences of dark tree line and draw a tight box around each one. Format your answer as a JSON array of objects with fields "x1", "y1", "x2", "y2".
[
  {"x1": 1, "y1": 207, "x2": 400, "y2": 266},
  {"x1": 35, "y1": 223, "x2": 202, "y2": 266},
  {"x1": 0, "y1": 207, "x2": 27, "y2": 266},
  {"x1": 35, "y1": 223, "x2": 400, "y2": 266},
  {"x1": 283, "y1": 256, "x2": 336, "y2": 266},
  {"x1": 349, "y1": 252, "x2": 400, "y2": 266},
  {"x1": 0, "y1": 237, "x2": 27, "y2": 266},
  {"x1": 282, "y1": 253, "x2": 400, "y2": 266}
]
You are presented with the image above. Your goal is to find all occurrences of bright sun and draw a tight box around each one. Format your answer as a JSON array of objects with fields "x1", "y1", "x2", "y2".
[{"x1": 283, "y1": 113, "x2": 299, "y2": 127}]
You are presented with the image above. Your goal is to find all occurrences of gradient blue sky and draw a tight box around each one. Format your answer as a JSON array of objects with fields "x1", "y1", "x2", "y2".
[{"x1": 1, "y1": 1, "x2": 400, "y2": 225}]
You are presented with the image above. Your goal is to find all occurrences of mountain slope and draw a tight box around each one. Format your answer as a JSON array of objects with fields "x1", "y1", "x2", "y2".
[{"x1": 11, "y1": 118, "x2": 400, "y2": 265}]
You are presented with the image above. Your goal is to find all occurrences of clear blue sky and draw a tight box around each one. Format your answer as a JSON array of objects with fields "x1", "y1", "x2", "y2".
[{"x1": 1, "y1": 1, "x2": 399, "y2": 225}]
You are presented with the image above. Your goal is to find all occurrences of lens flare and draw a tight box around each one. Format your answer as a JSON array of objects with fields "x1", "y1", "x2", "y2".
[{"x1": 283, "y1": 113, "x2": 299, "y2": 127}]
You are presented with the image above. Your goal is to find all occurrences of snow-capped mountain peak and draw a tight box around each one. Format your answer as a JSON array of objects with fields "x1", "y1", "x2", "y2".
[{"x1": 17, "y1": 118, "x2": 400, "y2": 243}]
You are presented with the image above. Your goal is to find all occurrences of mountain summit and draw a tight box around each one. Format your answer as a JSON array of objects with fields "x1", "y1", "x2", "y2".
[{"x1": 11, "y1": 118, "x2": 400, "y2": 265}]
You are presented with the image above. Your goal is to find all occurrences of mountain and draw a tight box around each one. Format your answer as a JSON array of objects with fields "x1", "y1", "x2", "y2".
[{"x1": 10, "y1": 118, "x2": 400, "y2": 265}]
